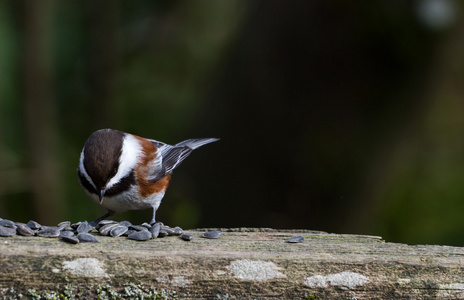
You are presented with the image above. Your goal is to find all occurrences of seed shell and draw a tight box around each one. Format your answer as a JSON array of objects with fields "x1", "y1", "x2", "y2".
[
  {"x1": 95, "y1": 220, "x2": 117, "y2": 230},
  {"x1": 37, "y1": 227, "x2": 61, "y2": 238},
  {"x1": 128, "y1": 230, "x2": 152, "y2": 241},
  {"x1": 141, "y1": 222, "x2": 152, "y2": 229},
  {"x1": 174, "y1": 227, "x2": 184, "y2": 235},
  {"x1": 77, "y1": 222, "x2": 93, "y2": 234},
  {"x1": 202, "y1": 231, "x2": 222, "y2": 239},
  {"x1": 150, "y1": 223, "x2": 161, "y2": 238},
  {"x1": 26, "y1": 220, "x2": 42, "y2": 230},
  {"x1": 62, "y1": 235, "x2": 80, "y2": 244},
  {"x1": 288, "y1": 235, "x2": 304, "y2": 243},
  {"x1": 119, "y1": 221, "x2": 132, "y2": 227},
  {"x1": 123, "y1": 229, "x2": 136, "y2": 236},
  {"x1": 180, "y1": 233, "x2": 193, "y2": 241},
  {"x1": 16, "y1": 224, "x2": 35, "y2": 236},
  {"x1": 158, "y1": 230, "x2": 168, "y2": 237},
  {"x1": 0, "y1": 219, "x2": 16, "y2": 228},
  {"x1": 77, "y1": 233, "x2": 99, "y2": 243},
  {"x1": 0, "y1": 226, "x2": 16, "y2": 237},
  {"x1": 110, "y1": 225, "x2": 128, "y2": 237},
  {"x1": 160, "y1": 226, "x2": 176, "y2": 236},
  {"x1": 99, "y1": 223, "x2": 119, "y2": 236},
  {"x1": 130, "y1": 225, "x2": 149, "y2": 232},
  {"x1": 59, "y1": 231, "x2": 74, "y2": 238},
  {"x1": 57, "y1": 221, "x2": 71, "y2": 228}
]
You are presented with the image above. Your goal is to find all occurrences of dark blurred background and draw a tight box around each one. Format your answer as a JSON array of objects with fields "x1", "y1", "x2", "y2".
[{"x1": 1, "y1": 0, "x2": 464, "y2": 246}]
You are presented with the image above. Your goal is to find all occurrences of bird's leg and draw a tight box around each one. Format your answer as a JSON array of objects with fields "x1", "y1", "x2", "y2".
[
  {"x1": 149, "y1": 207, "x2": 157, "y2": 225},
  {"x1": 89, "y1": 210, "x2": 115, "y2": 227}
]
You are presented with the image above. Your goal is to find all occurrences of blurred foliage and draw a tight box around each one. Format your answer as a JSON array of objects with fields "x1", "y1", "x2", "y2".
[{"x1": 1, "y1": 0, "x2": 464, "y2": 246}]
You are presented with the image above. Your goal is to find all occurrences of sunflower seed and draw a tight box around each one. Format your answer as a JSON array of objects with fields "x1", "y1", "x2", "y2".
[
  {"x1": 62, "y1": 235, "x2": 80, "y2": 244},
  {"x1": 160, "y1": 226, "x2": 176, "y2": 236},
  {"x1": 119, "y1": 221, "x2": 132, "y2": 227},
  {"x1": 70, "y1": 221, "x2": 82, "y2": 229},
  {"x1": 110, "y1": 225, "x2": 128, "y2": 237},
  {"x1": 123, "y1": 229, "x2": 136, "y2": 236},
  {"x1": 141, "y1": 222, "x2": 152, "y2": 229},
  {"x1": 130, "y1": 225, "x2": 149, "y2": 232},
  {"x1": 0, "y1": 226, "x2": 16, "y2": 237},
  {"x1": 37, "y1": 227, "x2": 61, "y2": 238},
  {"x1": 77, "y1": 233, "x2": 99, "y2": 243},
  {"x1": 26, "y1": 220, "x2": 42, "y2": 230},
  {"x1": 0, "y1": 219, "x2": 16, "y2": 228},
  {"x1": 180, "y1": 234, "x2": 193, "y2": 241},
  {"x1": 57, "y1": 221, "x2": 71, "y2": 228},
  {"x1": 173, "y1": 227, "x2": 183, "y2": 235},
  {"x1": 128, "y1": 230, "x2": 152, "y2": 241},
  {"x1": 288, "y1": 235, "x2": 304, "y2": 243},
  {"x1": 77, "y1": 221, "x2": 93, "y2": 234},
  {"x1": 16, "y1": 223, "x2": 35, "y2": 236},
  {"x1": 202, "y1": 231, "x2": 222, "y2": 239},
  {"x1": 150, "y1": 223, "x2": 161, "y2": 238},
  {"x1": 158, "y1": 229, "x2": 168, "y2": 237},
  {"x1": 99, "y1": 223, "x2": 119, "y2": 236},
  {"x1": 59, "y1": 231, "x2": 74, "y2": 238},
  {"x1": 95, "y1": 220, "x2": 117, "y2": 230}
]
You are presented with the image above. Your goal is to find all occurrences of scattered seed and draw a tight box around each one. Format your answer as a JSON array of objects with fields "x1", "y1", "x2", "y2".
[
  {"x1": 119, "y1": 221, "x2": 132, "y2": 227},
  {"x1": 95, "y1": 220, "x2": 117, "y2": 230},
  {"x1": 99, "y1": 223, "x2": 119, "y2": 236},
  {"x1": 123, "y1": 229, "x2": 136, "y2": 236},
  {"x1": 161, "y1": 226, "x2": 176, "y2": 236},
  {"x1": 158, "y1": 230, "x2": 168, "y2": 237},
  {"x1": 26, "y1": 220, "x2": 42, "y2": 230},
  {"x1": 71, "y1": 221, "x2": 82, "y2": 229},
  {"x1": 59, "y1": 231, "x2": 74, "y2": 238},
  {"x1": 288, "y1": 235, "x2": 304, "y2": 243},
  {"x1": 110, "y1": 225, "x2": 128, "y2": 237},
  {"x1": 77, "y1": 221, "x2": 93, "y2": 234},
  {"x1": 174, "y1": 227, "x2": 184, "y2": 236},
  {"x1": 16, "y1": 224, "x2": 35, "y2": 236},
  {"x1": 150, "y1": 223, "x2": 161, "y2": 238},
  {"x1": 57, "y1": 221, "x2": 71, "y2": 228},
  {"x1": 77, "y1": 233, "x2": 99, "y2": 243},
  {"x1": 128, "y1": 230, "x2": 152, "y2": 241},
  {"x1": 180, "y1": 234, "x2": 193, "y2": 241},
  {"x1": 141, "y1": 222, "x2": 152, "y2": 229},
  {"x1": 0, "y1": 219, "x2": 16, "y2": 228},
  {"x1": 130, "y1": 225, "x2": 149, "y2": 232},
  {"x1": 62, "y1": 235, "x2": 80, "y2": 244},
  {"x1": 37, "y1": 227, "x2": 61, "y2": 238},
  {"x1": 0, "y1": 226, "x2": 16, "y2": 237},
  {"x1": 202, "y1": 231, "x2": 222, "y2": 239}
]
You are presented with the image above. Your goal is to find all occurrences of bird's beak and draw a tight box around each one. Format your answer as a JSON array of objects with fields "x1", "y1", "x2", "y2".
[{"x1": 99, "y1": 189, "x2": 105, "y2": 204}]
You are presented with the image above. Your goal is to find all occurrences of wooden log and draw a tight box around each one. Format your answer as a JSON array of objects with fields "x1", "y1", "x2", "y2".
[{"x1": 1, "y1": 228, "x2": 464, "y2": 299}]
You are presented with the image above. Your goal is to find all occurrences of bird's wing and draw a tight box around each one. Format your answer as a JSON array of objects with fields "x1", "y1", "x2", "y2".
[{"x1": 147, "y1": 138, "x2": 218, "y2": 182}]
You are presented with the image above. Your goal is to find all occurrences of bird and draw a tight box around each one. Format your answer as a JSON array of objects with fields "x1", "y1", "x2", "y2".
[{"x1": 77, "y1": 128, "x2": 218, "y2": 226}]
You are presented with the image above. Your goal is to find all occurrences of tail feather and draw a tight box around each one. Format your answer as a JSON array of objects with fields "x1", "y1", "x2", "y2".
[{"x1": 175, "y1": 138, "x2": 220, "y2": 149}]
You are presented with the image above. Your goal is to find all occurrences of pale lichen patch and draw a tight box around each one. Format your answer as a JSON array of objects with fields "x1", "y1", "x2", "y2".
[
  {"x1": 304, "y1": 272, "x2": 368, "y2": 290},
  {"x1": 171, "y1": 276, "x2": 190, "y2": 287},
  {"x1": 438, "y1": 283, "x2": 464, "y2": 298},
  {"x1": 227, "y1": 259, "x2": 286, "y2": 281},
  {"x1": 155, "y1": 275, "x2": 190, "y2": 287},
  {"x1": 62, "y1": 258, "x2": 108, "y2": 277}
]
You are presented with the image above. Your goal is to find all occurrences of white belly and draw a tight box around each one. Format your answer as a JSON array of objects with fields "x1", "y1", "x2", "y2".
[{"x1": 87, "y1": 186, "x2": 165, "y2": 213}]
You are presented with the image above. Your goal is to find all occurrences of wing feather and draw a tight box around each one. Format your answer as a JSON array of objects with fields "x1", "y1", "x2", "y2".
[{"x1": 146, "y1": 138, "x2": 218, "y2": 182}]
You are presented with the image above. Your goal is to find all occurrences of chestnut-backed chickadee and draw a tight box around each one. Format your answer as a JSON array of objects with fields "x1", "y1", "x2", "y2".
[{"x1": 77, "y1": 129, "x2": 218, "y2": 226}]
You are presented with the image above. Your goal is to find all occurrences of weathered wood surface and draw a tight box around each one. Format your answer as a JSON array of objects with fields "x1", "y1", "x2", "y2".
[{"x1": 1, "y1": 228, "x2": 464, "y2": 299}]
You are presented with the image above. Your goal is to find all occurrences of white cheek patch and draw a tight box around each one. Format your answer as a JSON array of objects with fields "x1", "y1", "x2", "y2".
[
  {"x1": 105, "y1": 134, "x2": 142, "y2": 190},
  {"x1": 79, "y1": 149, "x2": 96, "y2": 189}
]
